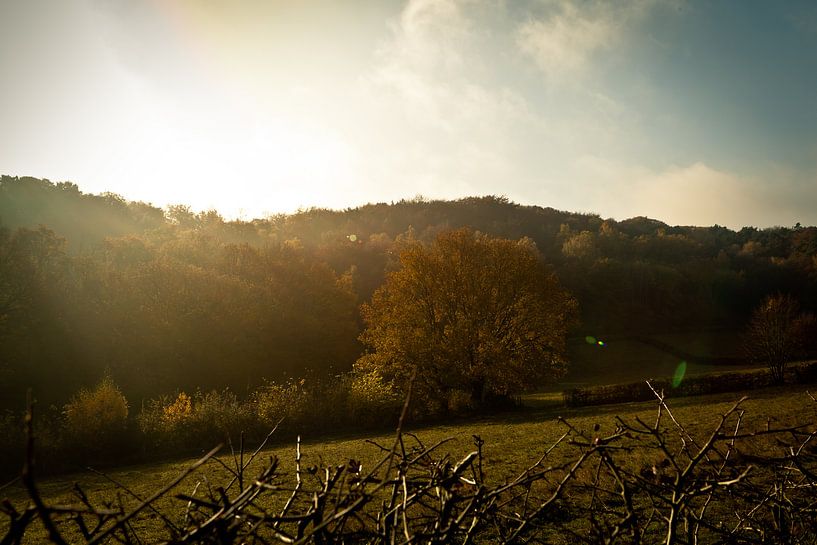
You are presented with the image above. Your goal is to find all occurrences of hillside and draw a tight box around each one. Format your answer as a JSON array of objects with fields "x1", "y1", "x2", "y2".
[{"x1": 1, "y1": 175, "x2": 816, "y2": 408}]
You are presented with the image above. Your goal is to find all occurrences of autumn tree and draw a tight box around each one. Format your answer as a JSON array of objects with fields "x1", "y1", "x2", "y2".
[
  {"x1": 744, "y1": 294, "x2": 815, "y2": 383},
  {"x1": 356, "y1": 228, "x2": 577, "y2": 413}
]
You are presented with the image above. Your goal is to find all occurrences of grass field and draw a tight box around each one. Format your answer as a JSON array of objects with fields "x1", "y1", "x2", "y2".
[
  {"x1": 557, "y1": 331, "x2": 760, "y2": 389},
  {"x1": 4, "y1": 382, "x2": 816, "y2": 542},
  {"x1": 0, "y1": 332, "x2": 794, "y2": 543}
]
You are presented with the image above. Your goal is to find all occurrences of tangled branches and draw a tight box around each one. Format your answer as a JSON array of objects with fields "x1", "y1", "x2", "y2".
[{"x1": 3, "y1": 385, "x2": 817, "y2": 544}]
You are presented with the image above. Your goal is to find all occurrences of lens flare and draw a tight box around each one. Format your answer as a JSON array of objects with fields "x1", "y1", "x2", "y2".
[
  {"x1": 585, "y1": 336, "x2": 597, "y2": 344},
  {"x1": 672, "y1": 361, "x2": 687, "y2": 388}
]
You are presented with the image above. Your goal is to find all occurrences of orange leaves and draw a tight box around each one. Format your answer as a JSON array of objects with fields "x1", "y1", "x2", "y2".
[{"x1": 357, "y1": 228, "x2": 578, "y2": 413}]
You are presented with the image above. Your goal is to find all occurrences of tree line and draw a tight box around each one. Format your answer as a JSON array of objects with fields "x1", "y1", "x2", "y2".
[{"x1": 1, "y1": 175, "x2": 817, "y2": 410}]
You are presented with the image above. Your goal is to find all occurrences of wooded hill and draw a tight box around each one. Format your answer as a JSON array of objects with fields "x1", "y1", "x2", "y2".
[{"x1": 1, "y1": 175, "x2": 816, "y2": 409}]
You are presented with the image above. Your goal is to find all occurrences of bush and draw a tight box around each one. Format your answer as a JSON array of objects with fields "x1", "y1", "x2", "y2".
[
  {"x1": 348, "y1": 370, "x2": 401, "y2": 426},
  {"x1": 62, "y1": 375, "x2": 131, "y2": 459},
  {"x1": 163, "y1": 391, "x2": 193, "y2": 421},
  {"x1": 305, "y1": 375, "x2": 353, "y2": 430},
  {"x1": 563, "y1": 369, "x2": 775, "y2": 407},
  {"x1": 252, "y1": 379, "x2": 312, "y2": 431},
  {"x1": 139, "y1": 389, "x2": 255, "y2": 453},
  {"x1": 250, "y1": 373, "x2": 402, "y2": 433}
]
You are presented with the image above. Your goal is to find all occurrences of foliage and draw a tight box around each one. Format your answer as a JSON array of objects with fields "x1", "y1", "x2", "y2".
[
  {"x1": 564, "y1": 368, "x2": 774, "y2": 407},
  {"x1": 62, "y1": 375, "x2": 130, "y2": 459},
  {"x1": 0, "y1": 176, "x2": 164, "y2": 250},
  {"x1": 63, "y1": 375, "x2": 129, "y2": 438},
  {"x1": 132, "y1": 374, "x2": 403, "y2": 458},
  {"x1": 3, "y1": 176, "x2": 817, "y2": 411},
  {"x1": 162, "y1": 391, "x2": 192, "y2": 421},
  {"x1": 252, "y1": 379, "x2": 311, "y2": 430},
  {"x1": 138, "y1": 389, "x2": 254, "y2": 453},
  {"x1": 564, "y1": 360, "x2": 817, "y2": 407},
  {"x1": 357, "y1": 228, "x2": 578, "y2": 413},
  {"x1": 0, "y1": 226, "x2": 73, "y2": 408},
  {"x1": 744, "y1": 294, "x2": 816, "y2": 383},
  {"x1": 250, "y1": 373, "x2": 403, "y2": 432},
  {"x1": 347, "y1": 370, "x2": 402, "y2": 425}
]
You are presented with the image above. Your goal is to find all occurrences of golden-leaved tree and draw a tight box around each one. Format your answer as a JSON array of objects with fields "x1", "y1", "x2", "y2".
[{"x1": 356, "y1": 228, "x2": 577, "y2": 413}]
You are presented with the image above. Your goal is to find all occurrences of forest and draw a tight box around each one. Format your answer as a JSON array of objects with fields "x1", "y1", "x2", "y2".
[{"x1": 2, "y1": 174, "x2": 817, "y2": 413}]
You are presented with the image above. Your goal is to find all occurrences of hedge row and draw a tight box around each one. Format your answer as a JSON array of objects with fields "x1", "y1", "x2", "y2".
[
  {"x1": 0, "y1": 371, "x2": 402, "y2": 478},
  {"x1": 563, "y1": 361, "x2": 817, "y2": 407}
]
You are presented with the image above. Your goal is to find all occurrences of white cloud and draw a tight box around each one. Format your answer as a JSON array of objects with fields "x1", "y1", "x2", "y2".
[
  {"x1": 353, "y1": 0, "x2": 684, "y2": 211},
  {"x1": 632, "y1": 163, "x2": 769, "y2": 227},
  {"x1": 391, "y1": 0, "x2": 473, "y2": 73},
  {"x1": 571, "y1": 158, "x2": 817, "y2": 228},
  {"x1": 356, "y1": 0, "x2": 541, "y2": 198},
  {"x1": 515, "y1": 0, "x2": 662, "y2": 80},
  {"x1": 516, "y1": 4, "x2": 615, "y2": 77}
]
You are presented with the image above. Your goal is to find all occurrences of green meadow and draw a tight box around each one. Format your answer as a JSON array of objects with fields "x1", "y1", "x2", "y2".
[{"x1": 4, "y1": 380, "x2": 815, "y2": 543}]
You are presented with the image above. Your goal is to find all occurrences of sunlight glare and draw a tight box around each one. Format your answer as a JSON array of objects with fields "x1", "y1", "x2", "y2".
[{"x1": 672, "y1": 361, "x2": 687, "y2": 388}]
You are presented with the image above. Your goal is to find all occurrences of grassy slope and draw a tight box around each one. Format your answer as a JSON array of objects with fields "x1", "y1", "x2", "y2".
[
  {"x1": 0, "y1": 329, "x2": 792, "y2": 542},
  {"x1": 4, "y1": 383, "x2": 816, "y2": 542},
  {"x1": 557, "y1": 331, "x2": 760, "y2": 389}
]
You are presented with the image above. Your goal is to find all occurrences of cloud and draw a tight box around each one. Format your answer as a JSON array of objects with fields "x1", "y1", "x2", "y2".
[
  {"x1": 515, "y1": 0, "x2": 662, "y2": 81},
  {"x1": 389, "y1": 0, "x2": 473, "y2": 74},
  {"x1": 516, "y1": 4, "x2": 616, "y2": 77},
  {"x1": 632, "y1": 163, "x2": 771, "y2": 227},
  {"x1": 573, "y1": 157, "x2": 817, "y2": 228},
  {"x1": 353, "y1": 0, "x2": 682, "y2": 211},
  {"x1": 356, "y1": 0, "x2": 541, "y2": 198}
]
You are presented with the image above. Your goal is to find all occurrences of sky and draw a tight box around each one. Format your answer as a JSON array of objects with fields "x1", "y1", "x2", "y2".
[{"x1": 2, "y1": 0, "x2": 816, "y2": 228}]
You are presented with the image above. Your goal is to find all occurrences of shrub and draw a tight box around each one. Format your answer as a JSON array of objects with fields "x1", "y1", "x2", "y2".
[
  {"x1": 563, "y1": 369, "x2": 775, "y2": 408},
  {"x1": 136, "y1": 396, "x2": 170, "y2": 448},
  {"x1": 189, "y1": 389, "x2": 252, "y2": 441},
  {"x1": 348, "y1": 370, "x2": 401, "y2": 426},
  {"x1": 252, "y1": 379, "x2": 312, "y2": 431},
  {"x1": 305, "y1": 375, "x2": 353, "y2": 430},
  {"x1": 163, "y1": 391, "x2": 193, "y2": 422},
  {"x1": 139, "y1": 389, "x2": 255, "y2": 453},
  {"x1": 63, "y1": 375, "x2": 130, "y2": 456}
]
